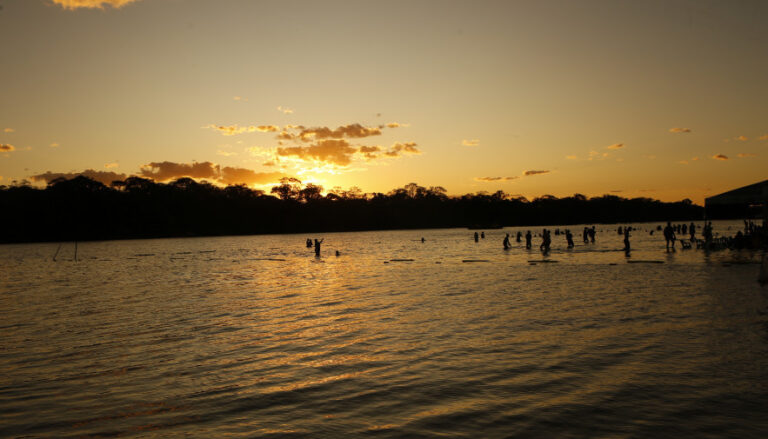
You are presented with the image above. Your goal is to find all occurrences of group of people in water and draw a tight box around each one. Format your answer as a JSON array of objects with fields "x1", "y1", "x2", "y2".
[
  {"x1": 305, "y1": 238, "x2": 324, "y2": 256},
  {"x1": 305, "y1": 220, "x2": 765, "y2": 258},
  {"x1": 494, "y1": 221, "x2": 723, "y2": 255},
  {"x1": 500, "y1": 226, "x2": 597, "y2": 254}
]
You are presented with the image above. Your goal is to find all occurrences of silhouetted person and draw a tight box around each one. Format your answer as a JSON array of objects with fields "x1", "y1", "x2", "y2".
[
  {"x1": 474, "y1": 232, "x2": 479, "y2": 242},
  {"x1": 503, "y1": 233, "x2": 511, "y2": 250},
  {"x1": 516, "y1": 231, "x2": 522, "y2": 242},
  {"x1": 589, "y1": 226, "x2": 596, "y2": 243},
  {"x1": 618, "y1": 226, "x2": 623, "y2": 235},
  {"x1": 583, "y1": 227, "x2": 589, "y2": 244},
  {"x1": 663, "y1": 221, "x2": 675, "y2": 251},
  {"x1": 306, "y1": 238, "x2": 313, "y2": 248},
  {"x1": 335, "y1": 250, "x2": 340, "y2": 256},
  {"x1": 421, "y1": 237, "x2": 425, "y2": 243},
  {"x1": 682, "y1": 224, "x2": 687, "y2": 235},
  {"x1": 689, "y1": 222, "x2": 696, "y2": 242},
  {"x1": 623, "y1": 227, "x2": 631, "y2": 253},
  {"x1": 540, "y1": 229, "x2": 551, "y2": 253},
  {"x1": 481, "y1": 231, "x2": 485, "y2": 239},
  {"x1": 565, "y1": 229, "x2": 574, "y2": 248},
  {"x1": 525, "y1": 230, "x2": 532, "y2": 249},
  {"x1": 314, "y1": 238, "x2": 324, "y2": 256}
]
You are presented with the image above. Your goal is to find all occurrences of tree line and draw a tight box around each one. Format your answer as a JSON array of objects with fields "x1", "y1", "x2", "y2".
[{"x1": 0, "y1": 176, "x2": 706, "y2": 243}]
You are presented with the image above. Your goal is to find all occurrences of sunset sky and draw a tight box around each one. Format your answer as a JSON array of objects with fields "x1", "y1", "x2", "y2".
[{"x1": 1, "y1": 0, "x2": 766, "y2": 203}]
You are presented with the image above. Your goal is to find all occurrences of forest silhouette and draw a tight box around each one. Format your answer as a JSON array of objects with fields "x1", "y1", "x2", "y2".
[{"x1": 0, "y1": 176, "x2": 707, "y2": 244}]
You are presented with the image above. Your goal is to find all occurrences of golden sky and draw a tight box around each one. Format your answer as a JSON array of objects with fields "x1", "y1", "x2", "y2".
[{"x1": 1, "y1": 0, "x2": 766, "y2": 203}]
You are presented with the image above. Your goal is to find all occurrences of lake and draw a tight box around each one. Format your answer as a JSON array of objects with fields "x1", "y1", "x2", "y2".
[{"x1": 1, "y1": 221, "x2": 767, "y2": 438}]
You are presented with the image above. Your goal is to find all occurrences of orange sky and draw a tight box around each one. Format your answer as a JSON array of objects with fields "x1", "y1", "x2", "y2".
[{"x1": 1, "y1": 0, "x2": 767, "y2": 203}]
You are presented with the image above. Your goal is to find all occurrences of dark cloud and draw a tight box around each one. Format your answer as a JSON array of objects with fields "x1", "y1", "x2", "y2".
[
  {"x1": 712, "y1": 154, "x2": 728, "y2": 161},
  {"x1": 30, "y1": 169, "x2": 128, "y2": 185},
  {"x1": 669, "y1": 127, "x2": 692, "y2": 133},
  {"x1": 524, "y1": 170, "x2": 550, "y2": 176},
  {"x1": 606, "y1": 143, "x2": 624, "y2": 150},
  {"x1": 0, "y1": 144, "x2": 15, "y2": 152}
]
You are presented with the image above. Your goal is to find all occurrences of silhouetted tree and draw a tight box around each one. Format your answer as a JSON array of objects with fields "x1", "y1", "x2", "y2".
[{"x1": 0, "y1": 178, "x2": 708, "y2": 244}]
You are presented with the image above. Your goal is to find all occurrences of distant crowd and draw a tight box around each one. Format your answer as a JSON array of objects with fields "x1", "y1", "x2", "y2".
[{"x1": 305, "y1": 220, "x2": 766, "y2": 257}]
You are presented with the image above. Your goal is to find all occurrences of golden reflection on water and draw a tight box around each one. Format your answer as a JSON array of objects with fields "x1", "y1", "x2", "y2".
[{"x1": 0, "y1": 222, "x2": 767, "y2": 437}]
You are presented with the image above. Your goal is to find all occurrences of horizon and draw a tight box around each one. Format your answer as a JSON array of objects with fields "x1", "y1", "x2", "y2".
[{"x1": 1, "y1": 0, "x2": 767, "y2": 204}]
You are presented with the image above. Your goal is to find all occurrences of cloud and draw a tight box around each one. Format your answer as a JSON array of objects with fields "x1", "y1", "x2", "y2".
[
  {"x1": 462, "y1": 139, "x2": 480, "y2": 147},
  {"x1": 358, "y1": 145, "x2": 382, "y2": 160},
  {"x1": 737, "y1": 153, "x2": 757, "y2": 158},
  {"x1": 297, "y1": 124, "x2": 382, "y2": 141},
  {"x1": 712, "y1": 154, "x2": 729, "y2": 161},
  {"x1": 140, "y1": 161, "x2": 219, "y2": 181},
  {"x1": 736, "y1": 135, "x2": 748, "y2": 141},
  {"x1": 139, "y1": 161, "x2": 285, "y2": 186},
  {"x1": 385, "y1": 142, "x2": 420, "y2": 157},
  {"x1": 217, "y1": 150, "x2": 238, "y2": 157},
  {"x1": 233, "y1": 96, "x2": 248, "y2": 102},
  {"x1": 219, "y1": 167, "x2": 286, "y2": 186},
  {"x1": 277, "y1": 106, "x2": 294, "y2": 114},
  {"x1": 606, "y1": 143, "x2": 624, "y2": 150},
  {"x1": 385, "y1": 122, "x2": 401, "y2": 128},
  {"x1": 0, "y1": 144, "x2": 15, "y2": 152},
  {"x1": 3, "y1": 128, "x2": 14, "y2": 133},
  {"x1": 524, "y1": 170, "x2": 550, "y2": 176},
  {"x1": 759, "y1": 134, "x2": 768, "y2": 141},
  {"x1": 475, "y1": 176, "x2": 519, "y2": 182},
  {"x1": 30, "y1": 169, "x2": 128, "y2": 185},
  {"x1": 51, "y1": 0, "x2": 142, "y2": 10},
  {"x1": 669, "y1": 127, "x2": 691, "y2": 133},
  {"x1": 104, "y1": 162, "x2": 119, "y2": 168},
  {"x1": 277, "y1": 139, "x2": 358, "y2": 166},
  {"x1": 205, "y1": 124, "x2": 279, "y2": 136},
  {"x1": 565, "y1": 155, "x2": 578, "y2": 160}
]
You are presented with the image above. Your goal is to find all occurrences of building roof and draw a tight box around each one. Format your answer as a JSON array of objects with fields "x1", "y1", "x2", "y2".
[{"x1": 705, "y1": 179, "x2": 768, "y2": 206}]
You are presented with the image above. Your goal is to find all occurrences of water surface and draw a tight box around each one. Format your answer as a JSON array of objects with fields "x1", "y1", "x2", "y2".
[{"x1": 2, "y1": 221, "x2": 767, "y2": 438}]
